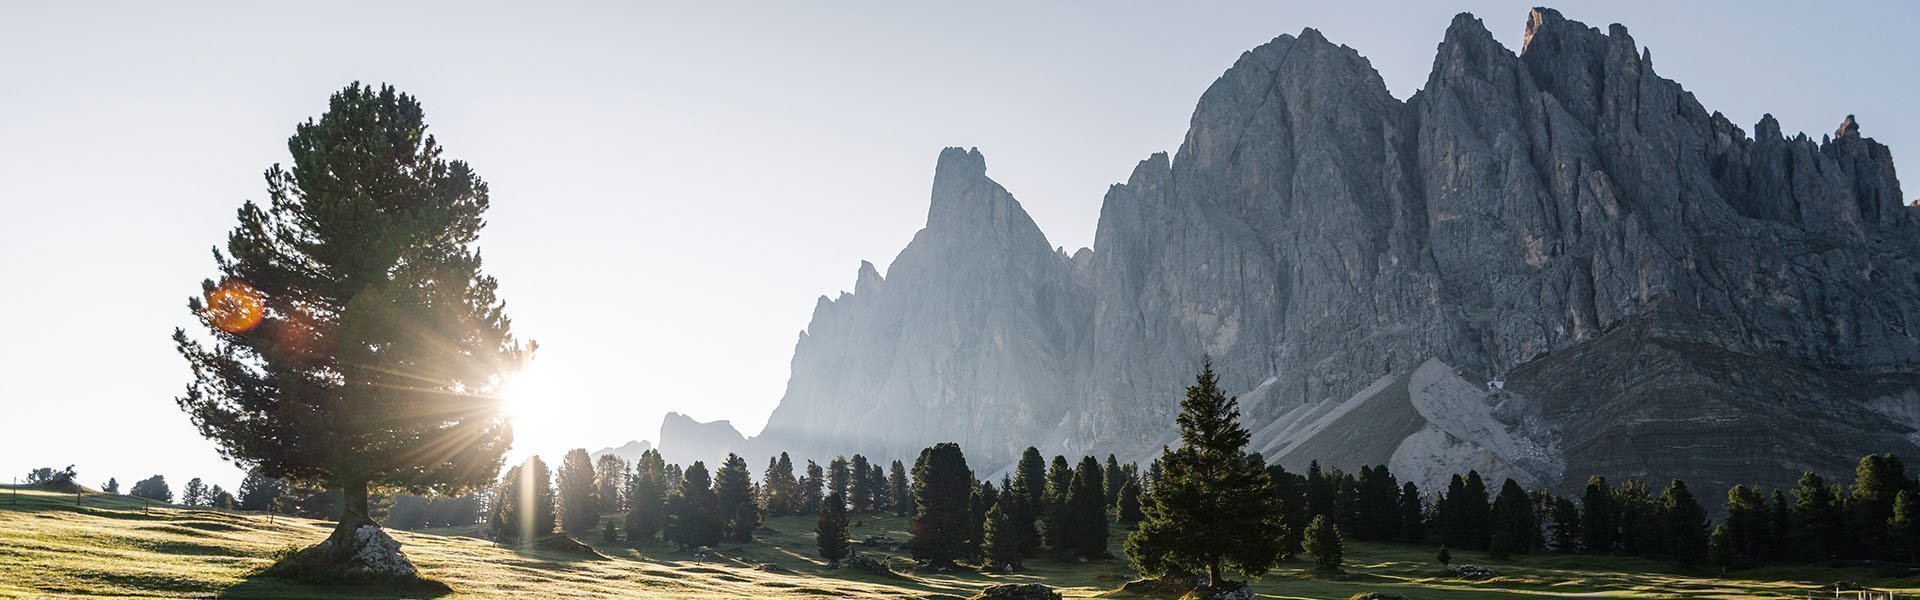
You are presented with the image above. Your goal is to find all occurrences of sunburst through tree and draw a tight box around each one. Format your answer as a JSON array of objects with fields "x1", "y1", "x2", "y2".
[{"x1": 173, "y1": 82, "x2": 528, "y2": 580}]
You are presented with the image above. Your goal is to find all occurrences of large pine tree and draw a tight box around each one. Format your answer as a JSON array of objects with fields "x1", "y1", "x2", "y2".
[
  {"x1": 1658, "y1": 479, "x2": 1709, "y2": 565},
  {"x1": 910, "y1": 443, "x2": 974, "y2": 567},
  {"x1": 849, "y1": 454, "x2": 873, "y2": 514},
  {"x1": 1011, "y1": 447, "x2": 1046, "y2": 555},
  {"x1": 665, "y1": 462, "x2": 723, "y2": 550},
  {"x1": 714, "y1": 453, "x2": 760, "y2": 543},
  {"x1": 173, "y1": 83, "x2": 526, "y2": 566},
  {"x1": 1124, "y1": 359, "x2": 1286, "y2": 588},
  {"x1": 1043, "y1": 455, "x2": 1073, "y2": 549},
  {"x1": 489, "y1": 456, "x2": 555, "y2": 542},
  {"x1": 624, "y1": 449, "x2": 668, "y2": 543},
  {"x1": 1061, "y1": 456, "x2": 1110, "y2": 558},
  {"x1": 889, "y1": 460, "x2": 912, "y2": 517},
  {"x1": 816, "y1": 491, "x2": 850, "y2": 567}
]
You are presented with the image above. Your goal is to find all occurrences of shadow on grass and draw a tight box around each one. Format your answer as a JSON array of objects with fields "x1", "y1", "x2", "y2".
[{"x1": 217, "y1": 573, "x2": 453, "y2": 599}]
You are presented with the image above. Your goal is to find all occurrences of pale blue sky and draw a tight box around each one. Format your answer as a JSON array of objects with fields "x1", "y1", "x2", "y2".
[{"x1": 2, "y1": 1, "x2": 1913, "y2": 492}]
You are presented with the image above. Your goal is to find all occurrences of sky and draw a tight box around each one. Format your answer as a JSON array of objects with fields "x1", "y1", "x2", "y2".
[{"x1": 2, "y1": 1, "x2": 1915, "y2": 493}]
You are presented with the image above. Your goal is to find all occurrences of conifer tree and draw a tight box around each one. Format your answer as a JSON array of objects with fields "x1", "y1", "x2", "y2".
[
  {"x1": 1658, "y1": 479, "x2": 1708, "y2": 565},
  {"x1": 103, "y1": 478, "x2": 120, "y2": 495},
  {"x1": 910, "y1": 443, "x2": 973, "y2": 567},
  {"x1": 1488, "y1": 478, "x2": 1537, "y2": 558},
  {"x1": 665, "y1": 461, "x2": 723, "y2": 550},
  {"x1": 1460, "y1": 471, "x2": 1491, "y2": 550},
  {"x1": 174, "y1": 84, "x2": 525, "y2": 566},
  {"x1": 1398, "y1": 482, "x2": 1424, "y2": 543},
  {"x1": 1061, "y1": 456, "x2": 1109, "y2": 558},
  {"x1": 1011, "y1": 448, "x2": 1046, "y2": 555},
  {"x1": 1043, "y1": 455, "x2": 1073, "y2": 549},
  {"x1": 595, "y1": 454, "x2": 627, "y2": 513},
  {"x1": 1104, "y1": 454, "x2": 1124, "y2": 509},
  {"x1": 1124, "y1": 360, "x2": 1286, "y2": 588},
  {"x1": 1723, "y1": 484, "x2": 1769, "y2": 564},
  {"x1": 183, "y1": 478, "x2": 210, "y2": 507},
  {"x1": 237, "y1": 469, "x2": 285, "y2": 512},
  {"x1": 1268, "y1": 464, "x2": 1308, "y2": 555},
  {"x1": 869, "y1": 463, "x2": 889, "y2": 514},
  {"x1": 1304, "y1": 515, "x2": 1343, "y2": 572},
  {"x1": 1615, "y1": 480, "x2": 1659, "y2": 556},
  {"x1": 982, "y1": 495, "x2": 1022, "y2": 570},
  {"x1": 714, "y1": 454, "x2": 760, "y2": 543},
  {"x1": 130, "y1": 475, "x2": 173, "y2": 503},
  {"x1": 212, "y1": 488, "x2": 237, "y2": 510},
  {"x1": 556, "y1": 449, "x2": 600, "y2": 533},
  {"x1": 1306, "y1": 461, "x2": 1333, "y2": 519},
  {"x1": 828, "y1": 456, "x2": 851, "y2": 510},
  {"x1": 489, "y1": 456, "x2": 554, "y2": 543},
  {"x1": 967, "y1": 481, "x2": 999, "y2": 559},
  {"x1": 816, "y1": 491, "x2": 850, "y2": 567},
  {"x1": 802, "y1": 460, "x2": 824, "y2": 515},
  {"x1": 1115, "y1": 477, "x2": 1143, "y2": 525},
  {"x1": 1549, "y1": 496, "x2": 1581, "y2": 552},
  {"x1": 1580, "y1": 476, "x2": 1616, "y2": 553},
  {"x1": 1889, "y1": 489, "x2": 1920, "y2": 563},
  {"x1": 1767, "y1": 490, "x2": 1793, "y2": 559},
  {"x1": 1709, "y1": 525, "x2": 1734, "y2": 572},
  {"x1": 849, "y1": 454, "x2": 873, "y2": 513},
  {"x1": 1848, "y1": 453, "x2": 1909, "y2": 559},
  {"x1": 625, "y1": 449, "x2": 668, "y2": 543},
  {"x1": 764, "y1": 453, "x2": 798, "y2": 516},
  {"x1": 1792, "y1": 471, "x2": 1843, "y2": 560},
  {"x1": 889, "y1": 460, "x2": 911, "y2": 517}
]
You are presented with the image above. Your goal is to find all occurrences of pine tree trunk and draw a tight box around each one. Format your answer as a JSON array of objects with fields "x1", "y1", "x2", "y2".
[
  {"x1": 1207, "y1": 560, "x2": 1221, "y2": 589},
  {"x1": 326, "y1": 479, "x2": 377, "y2": 561}
]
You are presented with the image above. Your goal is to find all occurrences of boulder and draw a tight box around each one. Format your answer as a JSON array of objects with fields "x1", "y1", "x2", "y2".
[{"x1": 970, "y1": 583, "x2": 1062, "y2": 600}]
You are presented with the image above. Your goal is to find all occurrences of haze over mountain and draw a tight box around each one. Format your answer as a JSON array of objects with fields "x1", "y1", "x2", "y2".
[{"x1": 661, "y1": 7, "x2": 1920, "y2": 496}]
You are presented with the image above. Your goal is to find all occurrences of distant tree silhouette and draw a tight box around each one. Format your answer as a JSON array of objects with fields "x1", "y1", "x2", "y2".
[
  {"x1": 624, "y1": 449, "x2": 668, "y2": 543},
  {"x1": 1488, "y1": 478, "x2": 1537, "y2": 558},
  {"x1": 1397, "y1": 482, "x2": 1424, "y2": 544},
  {"x1": 1124, "y1": 359, "x2": 1286, "y2": 589},
  {"x1": 848, "y1": 454, "x2": 873, "y2": 513},
  {"x1": 1792, "y1": 472, "x2": 1843, "y2": 561},
  {"x1": 801, "y1": 460, "x2": 824, "y2": 515},
  {"x1": 173, "y1": 83, "x2": 527, "y2": 566},
  {"x1": 1890, "y1": 490, "x2": 1920, "y2": 563},
  {"x1": 102, "y1": 477, "x2": 120, "y2": 495},
  {"x1": 1658, "y1": 479, "x2": 1709, "y2": 565},
  {"x1": 764, "y1": 453, "x2": 799, "y2": 516},
  {"x1": 130, "y1": 475, "x2": 172, "y2": 503},
  {"x1": 816, "y1": 491, "x2": 850, "y2": 567},
  {"x1": 237, "y1": 469, "x2": 285, "y2": 512},
  {"x1": 828, "y1": 456, "x2": 851, "y2": 510},
  {"x1": 910, "y1": 443, "x2": 973, "y2": 567},
  {"x1": 182, "y1": 478, "x2": 209, "y2": 507},
  {"x1": 888, "y1": 460, "x2": 911, "y2": 517},
  {"x1": 1580, "y1": 476, "x2": 1616, "y2": 553},
  {"x1": 595, "y1": 454, "x2": 627, "y2": 513},
  {"x1": 1010, "y1": 447, "x2": 1046, "y2": 555},
  {"x1": 211, "y1": 487, "x2": 236, "y2": 510},
  {"x1": 1042, "y1": 455, "x2": 1072, "y2": 549},
  {"x1": 489, "y1": 456, "x2": 554, "y2": 543},
  {"x1": 1060, "y1": 456, "x2": 1109, "y2": 558}
]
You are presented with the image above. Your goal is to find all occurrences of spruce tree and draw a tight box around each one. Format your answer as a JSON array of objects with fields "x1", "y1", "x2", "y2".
[
  {"x1": 869, "y1": 463, "x2": 890, "y2": 515},
  {"x1": 849, "y1": 454, "x2": 873, "y2": 513},
  {"x1": 1398, "y1": 482, "x2": 1424, "y2": 543},
  {"x1": 889, "y1": 460, "x2": 911, "y2": 517},
  {"x1": 1792, "y1": 471, "x2": 1842, "y2": 560},
  {"x1": 1104, "y1": 454, "x2": 1124, "y2": 509},
  {"x1": 1268, "y1": 464, "x2": 1308, "y2": 555},
  {"x1": 595, "y1": 454, "x2": 627, "y2": 513},
  {"x1": 1304, "y1": 515, "x2": 1343, "y2": 572},
  {"x1": 1549, "y1": 496, "x2": 1581, "y2": 552},
  {"x1": 1306, "y1": 461, "x2": 1333, "y2": 519},
  {"x1": 556, "y1": 449, "x2": 600, "y2": 533},
  {"x1": 489, "y1": 456, "x2": 555, "y2": 543},
  {"x1": 1848, "y1": 453, "x2": 1909, "y2": 559},
  {"x1": 802, "y1": 460, "x2": 824, "y2": 515},
  {"x1": 174, "y1": 84, "x2": 525, "y2": 566},
  {"x1": 1123, "y1": 360, "x2": 1286, "y2": 588},
  {"x1": 237, "y1": 469, "x2": 286, "y2": 512},
  {"x1": 1011, "y1": 447, "x2": 1046, "y2": 555},
  {"x1": 1767, "y1": 490, "x2": 1793, "y2": 560},
  {"x1": 967, "y1": 481, "x2": 998, "y2": 559},
  {"x1": 982, "y1": 495, "x2": 1022, "y2": 570},
  {"x1": 714, "y1": 454, "x2": 760, "y2": 543},
  {"x1": 1062, "y1": 456, "x2": 1109, "y2": 558},
  {"x1": 1580, "y1": 476, "x2": 1616, "y2": 553},
  {"x1": 1723, "y1": 484, "x2": 1769, "y2": 564},
  {"x1": 828, "y1": 456, "x2": 851, "y2": 510},
  {"x1": 766, "y1": 453, "x2": 799, "y2": 516},
  {"x1": 1658, "y1": 479, "x2": 1708, "y2": 565},
  {"x1": 910, "y1": 443, "x2": 973, "y2": 567},
  {"x1": 665, "y1": 462, "x2": 723, "y2": 550},
  {"x1": 1889, "y1": 489, "x2": 1920, "y2": 563},
  {"x1": 1460, "y1": 471, "x2": 1491, "y2": 550},
  {"x1": 1488, "y1": 479, "x2": 1538, "y2": 558},
  {"x1": 1042, "y1": 455, "x2": 1073, "y2": 549},
  {"x1": 816, "y1": 491, "x2": 850, "y2": 567},
  {"x1": 1709, "y1": 525, "x2": 1734, "y2": 572},
  {"x1": 1115, "y1": 477, "x2": 1143, "y2": 524},
  {"x1": 1615, "y1": 480, "x2": 1659, "y2": 556},
  {"x1": 625, "y1": 449, "x2": 668, "y2": 544}
]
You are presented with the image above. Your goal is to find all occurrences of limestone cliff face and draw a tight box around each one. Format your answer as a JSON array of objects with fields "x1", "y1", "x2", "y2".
[{"x1": 679, "y1": 8, "x2": 1920, "y2": 494}]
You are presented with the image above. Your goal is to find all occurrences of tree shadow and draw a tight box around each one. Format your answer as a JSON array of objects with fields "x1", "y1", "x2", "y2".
[{"x1": 217, "y1": 574, "x2": 453, "y2": 599}]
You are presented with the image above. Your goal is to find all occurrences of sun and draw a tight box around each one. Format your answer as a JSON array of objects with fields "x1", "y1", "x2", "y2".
[{"x1": 497, "y1": 359, "x2": 572, "y2": 459}]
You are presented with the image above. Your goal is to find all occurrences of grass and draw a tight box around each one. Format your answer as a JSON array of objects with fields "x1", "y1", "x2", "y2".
[{"x1": 4, "y1": 485, "x2": 1919, "y2": 598}]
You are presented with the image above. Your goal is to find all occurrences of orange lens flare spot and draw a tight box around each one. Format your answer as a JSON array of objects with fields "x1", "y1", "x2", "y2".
[{"x1": 206, "y1": 281, "x2": 264, "y2": 334}]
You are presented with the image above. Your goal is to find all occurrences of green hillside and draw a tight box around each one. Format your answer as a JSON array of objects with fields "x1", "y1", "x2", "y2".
[{"x1": 3, "y1": 486, "x2": 1916, "y2": 598}]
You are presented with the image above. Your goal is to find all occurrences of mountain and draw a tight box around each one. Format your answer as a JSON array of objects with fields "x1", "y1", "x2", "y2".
[
  {"x1": 589, "y1": 440, "x2": 653, "y2": 465},
  {"x1": 666, "y1": 8, "x2": 1920, "y2": 495},
  {"x1": 658, "y1": 412, "x2": 747, "y2": 469}
]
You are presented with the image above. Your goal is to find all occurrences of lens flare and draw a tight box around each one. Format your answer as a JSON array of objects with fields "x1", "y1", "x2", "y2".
[{"x1": 205, "y1": 280, "x2": 264, "y2": 334}]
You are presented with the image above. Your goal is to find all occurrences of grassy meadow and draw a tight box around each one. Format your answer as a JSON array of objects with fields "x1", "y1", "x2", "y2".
[{"x1": 4, "y1": 485, "x2": 1919, "y2": 598}]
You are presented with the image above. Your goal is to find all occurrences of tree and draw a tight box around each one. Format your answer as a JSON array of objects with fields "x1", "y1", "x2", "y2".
[
  {"x1": 1849, "y1": 453, "x2": 1910, "y2": 559},
  {"x1": 1304, "y1": 515, "x2": 1343, "y2": 572},
  {"x1": 103, "y1": 477, "x2": 120, "y2": 495},
  {"x1": 1889, "y1": 490, "x2": 1920, "y2": 563},
  {"x1": 1060, "y1": 456, "x2": 1109, "y2": 558},
  {"x1": 869, "y1": 463, "x2": 890, "y2": 515},
  {"x1": 1268, "y1": 464, "x2": 1308, "y2": 555},
  {"x1": 183, "y1": 478, "x2": 210, "y2": 507},
  {"x1": 762, "y1": 453, "x2": 798, "y2": 516},
  {"x1": 1549, "y1": 496, "x2": 1581, "y2": 552},
  {"x1": 1580, "y1": 476, "x2": 1615, "y2": 553},
  {"x1": 1042, "y1": 455, "x2": 1073, "y2": 549},
  {"x1": 212, "y1": 487, "x2": 237, "y2": 510},
  {"x1": 1115, "y1": 477, "x2": 1143, "y2": 524},
  {"x1": 1614, "y1": 480, "x2": 1659, "y2": 556},
  {"x1": 1658, "y1": 479, "x2": 1709, "y2": 565},
  {"x1": 556, "y1": 449, "x2": 600, "y2": 533},
  {"x1": 1709, "y1": 525, "x2": 1735, "y2": 573},
  {"x1": 968, "y1": 481, "x2": 999, "y2": 559},
  {"x1": 910, "y1": 443, "x2": 973, "y2": 567},
  {"x1": 237, "y1": 469, "x2": 286, "y2": 512},
  {"x1": 1436, "y1": 545, "x2": 1452, "y2": 567},
  {"x1": 983, "y1": 495, "x2": 1022, "y2": 570},
  {"x1": 173, "y1": 83, "x2": 526, "y2": 569},
  {"x1": 665, "y1": 462, "x2": 723, "y2": 549},
  {"x1": 714, "y1": 453, "x2": 761, "y2": 543},
  {"x1": 1792, "y1": 471, "x2": 1843, "y2": 561},
  {"x1": 27, "y1": 466, "x2": 78, "y2": 490},
  {"x1": 595, "y1": 454, "x2": 627, "y2": 513},
  {"x1": 1124, "y1": 359, "x2": 1286, "y2": 588},
  {"x1": 1104, "y1": 454, "x2": 1124, "y2": 509},
  {"x1": 889, "y1": 460, "x2": 911, "y2": 517},
  {"x1": 802, "y1": 460, "x2": 825, "y2": 516},
  {"x1": 1011, "y1": 447, "x2": 1046, "y2": 555},
  {"x1": 1305, "y1": 461, "x2": 1333, "y2": 519},
  {"x1": 1397, "y1": 482, "x2": 1424, "y2": 543},
  {"x1": 816, "y1": 491, "x2": 850, "y2": 567},
  {"x1": 1723, "y1": 484, "x2": 1770, "y2": 564},
  {"x1": 130, "y1": 475, "x2": 173, "y2": 503},
  {"x1": 489, "y1": 456, "x2": 555, "y2": 542},
  {"x1": 625, "y1": 449, "x2": 668, "y2": 543},
  {"x1": 1488, "y1": 479, "x2": 1537, "y2": 558},
  {"x1": 828, "y1": 456, "x2": 851, "y2": 511},
  {"x1": 848, "y1": 454, "x2": 873, "y2": 513}
]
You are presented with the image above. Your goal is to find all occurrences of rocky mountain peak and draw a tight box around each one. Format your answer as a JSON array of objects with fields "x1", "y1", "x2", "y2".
[{"x1": 1837, "y1": 114, "x2": 1863, "y2": 139}]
